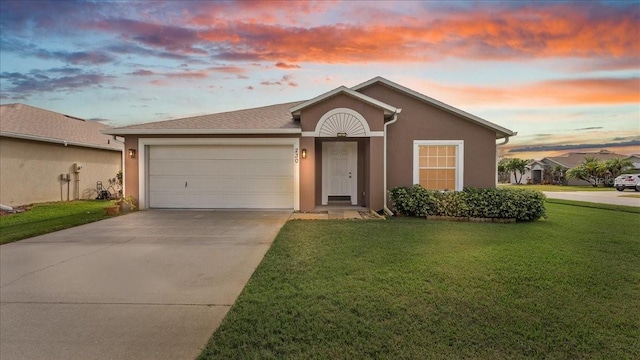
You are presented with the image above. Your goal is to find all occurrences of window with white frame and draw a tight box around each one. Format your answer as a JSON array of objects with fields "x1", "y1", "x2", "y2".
[{"x1": 413, "y1": 140, "x2": 464, "y2": 191}]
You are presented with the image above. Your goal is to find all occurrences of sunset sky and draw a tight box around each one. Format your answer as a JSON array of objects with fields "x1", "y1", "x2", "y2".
[{"x1": 1, "y1": 0, "x2": 638, "y2": 160}]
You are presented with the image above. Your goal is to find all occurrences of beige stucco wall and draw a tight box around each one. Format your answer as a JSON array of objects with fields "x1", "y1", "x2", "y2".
[{"x1": 0, "y1": 137, "x2": 122, "y2": 206}]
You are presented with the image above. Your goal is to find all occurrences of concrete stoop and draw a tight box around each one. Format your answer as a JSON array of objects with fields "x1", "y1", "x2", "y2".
[{"x1": 289, "y1": 209, "x2": 384, "y2": 220}]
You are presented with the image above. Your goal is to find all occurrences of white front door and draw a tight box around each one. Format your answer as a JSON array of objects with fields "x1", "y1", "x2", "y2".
[{"x1": 322, "y1": 142, "x2": 357, "y2": 205}]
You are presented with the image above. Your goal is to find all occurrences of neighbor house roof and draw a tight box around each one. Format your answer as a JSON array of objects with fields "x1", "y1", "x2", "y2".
[
  {"x1": 0, "y1": 103, "x2": 122, "y2": 151},
  {"x1": 104, "y1": 101, "x2": 304, "y2": 135},
  {"x1": 542, "y1": 151, "x2": 627, "y2": 169},
  {"x1": 289, "y1": 86, "x2": 398, "y2": 118},
  {"x1": 352, "y1": 76, "x2": 516, "y2": 139}
]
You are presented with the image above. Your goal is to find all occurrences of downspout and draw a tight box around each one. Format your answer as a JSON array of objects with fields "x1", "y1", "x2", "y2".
[
  {"x1": 495, "y1": 135, "x2": 511, "y2": 186},
  {"x1": 383, "y1": 109, "x2": 401, "y2": 216},
  {"x1": 112, "y1": 136, "x2": 125, "y2": 196}
]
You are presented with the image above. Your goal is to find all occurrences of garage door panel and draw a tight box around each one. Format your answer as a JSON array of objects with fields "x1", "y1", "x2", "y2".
[
  {"x1": 149, "y1": 176, "x2": 293, "y2": 193},
  {"x1": 150, "y1": 145, "x2": 292, "y2": 160},
  {"x1": 149, "y1": 192, "x2": 293, "y2": 209},
  {"x1": 148, "y1": 145, "x2": 294, "y2": 209},
  {"x1": 149, "y1": 159, "x2": 292, "y2": 177}
]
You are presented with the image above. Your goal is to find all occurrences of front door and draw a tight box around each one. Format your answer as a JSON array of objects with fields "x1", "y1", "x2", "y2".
[{"x1": 322, "y1": 142, "x2": 357, "y2": 205}]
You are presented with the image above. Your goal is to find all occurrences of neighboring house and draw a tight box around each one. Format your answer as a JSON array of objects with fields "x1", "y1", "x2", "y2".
[
  {"x1": 0, "y1": 104, "x2": 123, "y2": 206},
  {"x1": 104, "y1": 77, "x2": 516, "y2": 212},
  {"x1": 540, "y1": 150, "x2": 628, "y2": 186},
  {"x1": 626, "y1": 154, "x2": 640, "y2": 171},
  {"x1": 510, "y1": 160, "x2": 546, "y2": 184}
]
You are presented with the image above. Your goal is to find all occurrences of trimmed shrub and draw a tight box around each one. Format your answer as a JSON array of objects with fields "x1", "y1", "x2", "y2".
[{"x1": 389, "y1": 185, "x2": 546, "y2": 221}]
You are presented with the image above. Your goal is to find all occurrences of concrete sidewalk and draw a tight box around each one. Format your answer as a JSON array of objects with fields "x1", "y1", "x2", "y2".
[
  {"x1": 544, "y1": 191, "x2": 640, "y2": 207},
  {"x1": 0, "y1": 210, "x2": 291, "y2": 360}
]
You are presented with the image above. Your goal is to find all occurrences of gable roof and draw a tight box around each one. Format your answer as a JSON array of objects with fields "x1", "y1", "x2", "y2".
[
  {"x1": 542, "y1": 151, "x2": 628, "y2": 168},
  {"x1": 289, "y1": 86, "x2": 398, "y2": 118},
  {"x1": 104, "y1": 101, "x2": 303, "y2": 135},
  {"x1": 352, "y1": 76, "x2": 516, "y2": 139},
  {"x1": 0, "y1": 103, "x2": 122, "y2": 151}
]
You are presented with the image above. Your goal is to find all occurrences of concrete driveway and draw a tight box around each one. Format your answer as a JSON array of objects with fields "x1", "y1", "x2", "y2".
[
  {"x1": 544, "y1": 190, "x2": 640, "y2": 207},
  {"x1": 0, "y1": 210, "x2": 291, "y2": 360}
]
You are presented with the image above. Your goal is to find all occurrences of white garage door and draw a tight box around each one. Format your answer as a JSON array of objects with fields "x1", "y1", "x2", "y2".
[{"x1": 148, "y1": 145, "x2": 294, "y2": 209}]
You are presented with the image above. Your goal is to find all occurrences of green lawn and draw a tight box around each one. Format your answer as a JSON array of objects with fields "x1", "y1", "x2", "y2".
[
  {"x1": 0, "y1": 200, "x2": 113, "y2": 245},
  {"x1": 501, "y1": 184, "x2": 615, "y2": 192},
  {"x1": 198, "y1": 203, "x2": 639, "y2": 359}
]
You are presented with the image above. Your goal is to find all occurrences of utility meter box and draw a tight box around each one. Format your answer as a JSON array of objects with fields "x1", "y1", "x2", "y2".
[{"x1": 74, "y1": 163, "x2": 83, "y2": 173}]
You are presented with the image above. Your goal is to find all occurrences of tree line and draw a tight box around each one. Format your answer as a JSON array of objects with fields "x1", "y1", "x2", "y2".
[{"x1": 498, "y1": 157, "x2": 633, "y2": 187}]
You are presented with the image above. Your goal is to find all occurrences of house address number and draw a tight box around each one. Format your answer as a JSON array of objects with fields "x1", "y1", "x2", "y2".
[{"x1": 294, "y1": 148, "x2": 299, "y2": 163}]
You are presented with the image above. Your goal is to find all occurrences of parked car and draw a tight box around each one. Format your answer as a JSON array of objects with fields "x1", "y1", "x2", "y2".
[{"x1": 614, "y1": 174, "x2": 640, "y2": 191}]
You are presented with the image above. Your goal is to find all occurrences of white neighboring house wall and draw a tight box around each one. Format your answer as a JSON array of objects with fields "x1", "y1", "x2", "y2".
[
  {"x1": 510, "y1": 167, "x2": 532, "y2": 184},
  {"x1": 0, "y1": 137, "x2": 122, "y2": 206}
]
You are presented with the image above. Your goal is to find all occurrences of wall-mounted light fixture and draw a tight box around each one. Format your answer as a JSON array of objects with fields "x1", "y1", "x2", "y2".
[
  {"x1": 301, "y1": 148, "x2": 307, "y2": 159},
  {"x1": 128, "y1": 149, "x2": 136, "y2": 158}
]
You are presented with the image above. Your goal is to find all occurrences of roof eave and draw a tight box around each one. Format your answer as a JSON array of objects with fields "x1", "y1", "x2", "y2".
[
  {"x1": 290, "y1": 86, "x2": 397, "y2": 118},
  {"x1": 102, "y1": 128, "x2": 302, "y2": 135},
  {"x1": 1, "y1": 131, "x2": 123, "y2": 152}
]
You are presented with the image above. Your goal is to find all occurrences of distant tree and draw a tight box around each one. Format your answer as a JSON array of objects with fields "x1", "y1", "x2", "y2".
[
  {"x1": 552, "y1": 165, "x2": 566, "y2": 185},
  {"x1": 566, "y1": 157, "x2": 607, "y2": 187},
  {"x1": 506, "y1": 158, "x2": 528, "y2": 184},
  {"x1": 497, "y1": 158, "x2": 510, "y2": 183},
  {"x1": 603, "y1": 158, "x2": 633, "y2": 186}
]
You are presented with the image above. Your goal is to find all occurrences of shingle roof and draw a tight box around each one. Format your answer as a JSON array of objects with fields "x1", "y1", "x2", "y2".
[
  {"x1": 352, "y1": 76, "x2": 516, "y2": 139},
  {"x1": 104, "y1": 101, "x2": 304, "y2": 135},
  {"x1": 289, "y1": 86, "x2": 398, "y2": 117},
  {"x1": 543, "y1": 151, "x2": 627, "y2": 168},
  {"x1": 0, "y1": 103, "x2": 122, "y2": 151}
]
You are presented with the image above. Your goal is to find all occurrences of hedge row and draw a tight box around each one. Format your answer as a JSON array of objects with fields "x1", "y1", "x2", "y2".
[{"x1": 389, "y1": 185, "x2": 547, "y2": 221}]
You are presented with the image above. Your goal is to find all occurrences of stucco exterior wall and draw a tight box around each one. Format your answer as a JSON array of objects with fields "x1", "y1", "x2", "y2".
[
  {"x1": 0, "y1": 137, "x2": 122, "y2": 206},
  {"x1": 357, "y1": 83, "x2": 497, "y2": 190},
  {"x1": 299, "y1": 93, "x2": 384, "y2": 132}
]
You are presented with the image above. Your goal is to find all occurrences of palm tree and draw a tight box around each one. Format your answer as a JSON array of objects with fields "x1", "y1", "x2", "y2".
[
  {"x1": 605, "y1": 158, "x2": 633, "y2": 181},
  {"x1": 506, "y1": 158, "x2": 528, "y2": 184},
  {"x1": 567, "y1": 157, "x2": 607, "y2": 187},
  {"x1": 552, "y1": 165, "x2": 565, "y2": 185}
]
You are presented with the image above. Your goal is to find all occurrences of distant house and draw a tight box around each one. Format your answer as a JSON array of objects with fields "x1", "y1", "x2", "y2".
[
  {"x1": 540, "y1": 150, "x2": 628, "y2": 186},
  {"x1": 626, "y1": 154, "x2": 640, "y2": 171},
  {"x1": 0, "y1": 104, "x2": 123, "y2": 206},
  {"x1": 510, "y1": 160, "x2": 546, "y2": 184}
]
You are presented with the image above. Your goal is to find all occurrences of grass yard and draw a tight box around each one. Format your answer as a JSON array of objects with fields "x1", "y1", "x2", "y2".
[
  {"x1": 0, "y1": 200, "x2": 113, "y2": 245},
  {"x1": 502, "y1": 184, "x2": 615, "y2": 192},
  {"x1": 198, "y1": 203, "x2": 639, "y2": 359}
]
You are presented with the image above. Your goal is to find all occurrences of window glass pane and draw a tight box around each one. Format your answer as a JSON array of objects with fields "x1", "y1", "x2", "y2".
[
  {"x1": 446, "y1": 156, "x2": 455, "y2": 167},
  {"x1": 417, "y1": 144, "x2": 458, "y2": 191},
  {"x1": 447, "y1": 146, "x2": 455, "y2": 156}
]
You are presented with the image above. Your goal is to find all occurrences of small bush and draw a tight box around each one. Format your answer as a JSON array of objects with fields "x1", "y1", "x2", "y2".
[{"x1": 389, "y1": 185, "x2": 546, "y2": 221}]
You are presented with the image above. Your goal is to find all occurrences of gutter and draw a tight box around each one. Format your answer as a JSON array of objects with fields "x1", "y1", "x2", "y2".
[
  {"x1": 1, "y1": 131, "x2": 123, "y2": 152},
  {"x1": 383, "y1": 109, "x2": 401, "y2": 216},
  {"x1": 112, "y1": 136, "x2": 126, "y2": 196},
  {"x1": 495, "y1": 135, "x2": 513, "y2": 185}
]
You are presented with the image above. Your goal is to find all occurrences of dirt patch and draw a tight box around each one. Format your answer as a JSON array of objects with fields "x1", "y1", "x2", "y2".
[{"x1": 359, "y1": 210, "x2": 385, "y2": 220}]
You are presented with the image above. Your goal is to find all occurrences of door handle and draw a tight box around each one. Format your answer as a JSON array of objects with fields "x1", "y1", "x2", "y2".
[{"x1": 185, "y1": 181, "x2": 188, "y2": 188}]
